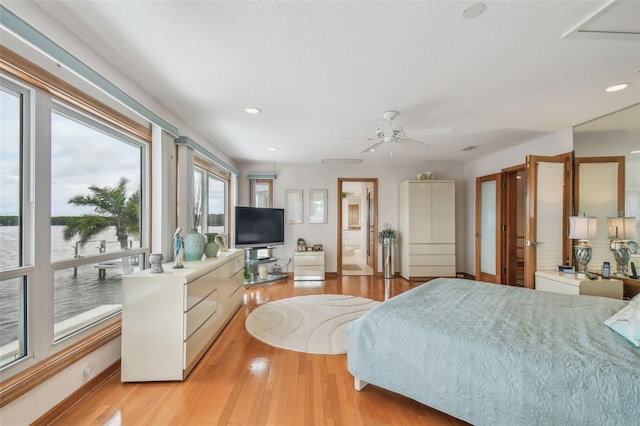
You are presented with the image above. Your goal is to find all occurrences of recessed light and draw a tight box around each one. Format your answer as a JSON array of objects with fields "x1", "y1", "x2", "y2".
[
  {"x1": 267, "y1": 147, "x2": 278, "y2": 151},
  {"x1": 606, "y1": 83, "x2": 631, "y2": 92},
  {"x1": 461, "y1": 3, "x2": 487, "y2": 19},
  {"x1": 245, "y1": 107, "x2": 261, "y2": 114}
]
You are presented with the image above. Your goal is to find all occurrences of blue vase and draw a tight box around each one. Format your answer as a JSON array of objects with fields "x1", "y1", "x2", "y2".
[{"x1": 183, "y1": 229, "x2": 206, "y2": 261}]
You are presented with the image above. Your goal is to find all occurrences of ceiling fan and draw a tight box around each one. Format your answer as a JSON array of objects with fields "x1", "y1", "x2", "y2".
[{"x1": 361, "y1": 110, "x2": 452, "y2": 153}]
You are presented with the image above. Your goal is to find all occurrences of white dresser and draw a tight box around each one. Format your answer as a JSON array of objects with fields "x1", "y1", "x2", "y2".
[
  {"x1": 293, "y1": 251, "x2": 325, "y2": 280},
  {"x1": 398, "y1": 180, "x2": 456, "y2": 280},
  {"x1": 535, "y1": 270, "x2": 623, "y2": 300},
  {"x1": 121, "y1": 249, "x2": 244, "y2": 381}
]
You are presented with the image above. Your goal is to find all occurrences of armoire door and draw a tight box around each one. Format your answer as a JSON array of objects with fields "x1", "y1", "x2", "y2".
[
  {"x1": 475, "y1": 173, "x2": 502, "y2": 283},
  {"x1": 524, "y1": 153, "x2": 573, "y2": 288}
]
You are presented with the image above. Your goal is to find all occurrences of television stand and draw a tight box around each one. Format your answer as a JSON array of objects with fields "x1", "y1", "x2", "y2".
[{"x1": 243, "y1": 247, "x2": 287, "y2": 286}]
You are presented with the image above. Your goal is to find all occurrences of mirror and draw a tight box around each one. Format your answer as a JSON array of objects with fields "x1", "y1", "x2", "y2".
[{"x1": 573, "y1": 103, "x2": 640, "y2": 274}]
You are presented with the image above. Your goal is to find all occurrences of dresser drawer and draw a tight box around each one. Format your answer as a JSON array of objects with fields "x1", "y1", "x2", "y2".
[
  {"x1": 294, "y1": 253, "x2": 324, "y2": 266},
  {"x1": 184, "y1": 272, "x2": 218, "y2": 311},
  {"x1": 294, "y1": 265, "x2": 324, "y2": 280},
  {"x1": 184, "y1": 309, "x2": 219, "y2": 370},
  {"x1": 217, "y1": 269, "x2": 244, "y2": 321},
  {"x1": 410, "y1": 265, "x2": 456, "y2": 277},
  {"x1": 410, "y1": 254, "x2": 456, "y2": 266},
  {"x1": 409, "y1": 244, "x2": 455, "y2": 255},
  {"x1": 218, "y1": 254, "x2": 244, "y2": 279},
  {"x1": 184, "y1": 288, "x2": 218, "y2": 340}
]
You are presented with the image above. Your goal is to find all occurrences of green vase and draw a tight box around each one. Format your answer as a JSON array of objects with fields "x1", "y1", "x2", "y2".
[
  {"x1": 204, "y1": 233, "x2": 219, "y2": 258},
  {"x1": 183, "y1": 229, "x2": 206, "y2": 261}
]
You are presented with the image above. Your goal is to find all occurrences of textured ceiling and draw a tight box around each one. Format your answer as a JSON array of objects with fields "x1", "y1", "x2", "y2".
[{"x1": 16, "y1": 0, "x2": 640, "y2": 165}]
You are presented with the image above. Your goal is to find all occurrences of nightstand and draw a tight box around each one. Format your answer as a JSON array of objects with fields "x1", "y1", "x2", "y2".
[
  {"x1": 534, "y1": 270, "x2": 623, "y2": 300},
  {"x1": 293, "y1": 251, "x2": 325, "y2": 281}
]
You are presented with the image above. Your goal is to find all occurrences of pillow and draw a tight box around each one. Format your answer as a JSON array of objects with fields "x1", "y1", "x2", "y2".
[{"x1": 604, "y1": 297, "x2": 640, "y2": 347}]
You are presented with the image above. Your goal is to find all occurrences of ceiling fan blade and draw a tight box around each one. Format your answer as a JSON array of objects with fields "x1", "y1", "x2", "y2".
[{"x1": 361, "y1": 140, "x2": 383, "y2": 153}]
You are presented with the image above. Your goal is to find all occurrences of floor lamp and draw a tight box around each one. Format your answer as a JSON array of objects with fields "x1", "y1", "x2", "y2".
[
  {"x1": 608, "y1": 216, "x2": 637, "y2": 276},
  {"x1": 569, "y1": 215, "x2": 597, "y2": 277}
]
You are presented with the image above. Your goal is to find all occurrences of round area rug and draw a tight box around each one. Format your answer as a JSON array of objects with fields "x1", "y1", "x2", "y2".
[{"x1": 245, "y1": 294, "x2": 380, "y2": 355}]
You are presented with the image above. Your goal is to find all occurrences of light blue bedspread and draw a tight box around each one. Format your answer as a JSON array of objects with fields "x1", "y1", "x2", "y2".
[{"x1": 347, "y1": 278, "x2": 640, "y2": 425}]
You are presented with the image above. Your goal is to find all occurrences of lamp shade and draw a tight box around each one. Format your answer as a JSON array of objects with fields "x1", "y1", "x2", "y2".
[
  {"x1": 607, "y1": 216, "x2": 637, "y2": 240},
  {"x1": 568, "y1": 216, "x2": 597, "y2": 240}
]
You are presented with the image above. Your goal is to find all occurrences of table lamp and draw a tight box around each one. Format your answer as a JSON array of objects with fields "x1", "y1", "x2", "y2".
[
  {"x1": 568, "y1": 215, "x2": 597, "y2": 277},
  {"x1": 607, "y1": 216, "x2": 637, "y2": 276}
]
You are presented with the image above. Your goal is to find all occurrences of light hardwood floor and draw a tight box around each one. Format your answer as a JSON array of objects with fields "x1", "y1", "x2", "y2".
[{"x1": 50, "y1": 275, "x2": 469, "y2": 425}]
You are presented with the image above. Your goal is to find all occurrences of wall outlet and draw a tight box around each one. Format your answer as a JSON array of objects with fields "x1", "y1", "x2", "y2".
[{"x1": 82, "y1": 365, "x2": 93, "y2": 382}]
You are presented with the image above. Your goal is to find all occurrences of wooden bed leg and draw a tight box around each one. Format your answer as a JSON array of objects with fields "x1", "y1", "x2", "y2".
[{"x1": 354, "y1": 377, "x2": 368, "y2": 391}]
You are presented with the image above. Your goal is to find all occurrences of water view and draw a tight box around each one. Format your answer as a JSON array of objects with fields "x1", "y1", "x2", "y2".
[{"x1": 0, "y1": 226, "x2": 140, "y2": 347}]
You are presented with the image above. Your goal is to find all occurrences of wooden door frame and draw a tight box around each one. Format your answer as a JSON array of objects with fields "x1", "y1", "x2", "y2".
[
  {"x1": 524, "y1": 152, "x2": 573, "y2": 288},
  {"x1": 366, "y1": 183, "x2": 375, "y2": 270},
  {"x1": 475, "y1": 173, "x2": 503, "y2": 283},
  {"x1": 502, "y1": 164, "x2": 526, "y2": 286},
  {"x1": 337, "y1": 178, "x2": 378, "y2": 275}
]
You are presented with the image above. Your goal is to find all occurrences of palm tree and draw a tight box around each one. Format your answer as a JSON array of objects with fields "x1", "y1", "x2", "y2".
[{"x1": 63, "y1": 177, "x2": 140, "y2": 250}]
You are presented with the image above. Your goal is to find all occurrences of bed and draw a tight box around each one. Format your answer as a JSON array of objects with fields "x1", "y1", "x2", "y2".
[{"x1": 346, "y1": 278, "x2": 640, "y2": 425}]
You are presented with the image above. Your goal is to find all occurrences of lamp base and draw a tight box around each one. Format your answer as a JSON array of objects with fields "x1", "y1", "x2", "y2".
[
  {"x1": 573, "y1": 245, "x2": 592, "y2": 275},
  {"x1": 612, "y1": 246, "x2": 630, "y2": 276}
]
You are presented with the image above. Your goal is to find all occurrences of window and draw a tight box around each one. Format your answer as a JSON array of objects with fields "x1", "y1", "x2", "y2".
[
  {"x1": 194, "y1": 160, "x2": 229, "y2": 237},
  {"x1": 1, "y1": 66, "x2": 150, "y2": 374},
  {"x1": 50, "y1": 105, "x2": 146, "y2": 341},
  {"x1": 250, "y1": 179, "x2": 273, "y2": 208},
  {"x1": 0, "y1": 81, "x2": 28, "y2": 368},
  {"x1": 207, "y1": 174, "x2": 226, "y2": 234},
  {"x1": 193, "y1": 168, "x2": 204, "y2": 232}
]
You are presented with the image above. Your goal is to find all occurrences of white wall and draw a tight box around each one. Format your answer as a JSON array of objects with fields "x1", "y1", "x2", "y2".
[
  {"x1": 1, "y1": 338, "x2": 121, "y2": 425},
  {"x1": 462, "y1": 128, "x2": 574, "y2": 274},
  {"x1": 238, "y1": 162, "x2": 467, "y2": 273}
]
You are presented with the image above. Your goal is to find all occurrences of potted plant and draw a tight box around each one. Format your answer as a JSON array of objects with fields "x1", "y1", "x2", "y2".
[{"x1": 378, "y1": 222, "x2": 397, "y2": 247}]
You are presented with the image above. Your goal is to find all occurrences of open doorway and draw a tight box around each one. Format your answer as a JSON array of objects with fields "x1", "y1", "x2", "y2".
[{"x1": 337, "y1": 178, "x2": 377, "y2": 276}]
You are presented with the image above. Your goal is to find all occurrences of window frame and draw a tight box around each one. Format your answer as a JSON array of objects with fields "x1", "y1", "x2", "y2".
[
  {"x1": 250, "y1": 178, "x2": 274, "y2": 208},
  {"x1": 194, "y1": 157, "x2": 230, "y2": 236},
  {"x1": 0, "y1": 54, "x2": 151, "y2": 391},
  {"x1": 0, "y1": 77, "x2": 32, "y2": 370}
]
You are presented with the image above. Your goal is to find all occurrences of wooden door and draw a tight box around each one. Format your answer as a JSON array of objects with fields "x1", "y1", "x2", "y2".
[
  {"x1": 475, "y1": 174, "x2": 503, "y2": 283},
  {"x1": 524, "y1": 153, "x2": 573, "y2": 288}
]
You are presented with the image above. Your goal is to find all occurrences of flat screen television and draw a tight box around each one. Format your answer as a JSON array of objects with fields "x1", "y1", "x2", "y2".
[{"x1": 235, "y1": 206, "x2": 285, "y2": 248}]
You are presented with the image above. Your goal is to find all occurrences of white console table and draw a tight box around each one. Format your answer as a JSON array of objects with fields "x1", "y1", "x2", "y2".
[
  {"x1": 293, "y1": 251, "x2": 325, "y2": 281},
  {"x1": 535, "y1": 270, "x2": 623, "y2": 300},
  {"x1": 121, "y1": 249, "x2": 244, "y2": 382}
]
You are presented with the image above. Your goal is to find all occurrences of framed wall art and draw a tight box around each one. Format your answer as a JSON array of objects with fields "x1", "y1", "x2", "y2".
[
  {"x1": 309, "y1": 189, "x2": 328, "y2": 224},
  {"x1": 285, "y1": 189, "x2": 303, "y2": 224}
]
